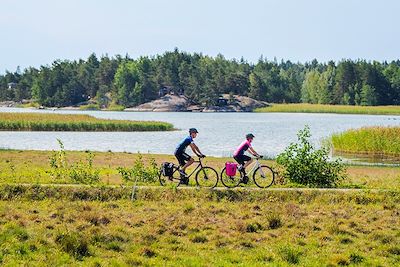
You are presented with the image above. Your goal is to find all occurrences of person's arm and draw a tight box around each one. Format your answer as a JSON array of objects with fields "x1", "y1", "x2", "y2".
[
  {"x1": 190, "y1": 143, "x2": 204, "y2": 157},
  {"x1": 248, "y1": 147, "x2": 260, "y2": 157}
]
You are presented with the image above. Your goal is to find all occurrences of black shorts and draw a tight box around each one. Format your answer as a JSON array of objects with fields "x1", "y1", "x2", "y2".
[
  {"x1": 234, "y1": 155, "x2": 251, "y2": 165},
  {"x1": 175, "y1": 152, "x2": 192, "y2": 166}
]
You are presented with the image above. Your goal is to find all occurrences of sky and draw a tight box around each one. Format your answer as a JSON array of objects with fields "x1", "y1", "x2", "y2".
[{"x1": 1, "y1": 0, "x2": 400, "y2": 73}]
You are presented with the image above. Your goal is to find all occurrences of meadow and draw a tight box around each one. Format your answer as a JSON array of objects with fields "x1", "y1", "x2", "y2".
[
  {"x1": 0, "y1": 113, "x2": 173, "y2": 131},
  {"x1": 0, "y1": 187, "x2": 399, "y2": 266},
  {"x1": 331, "y1": 126, "x2": 400, "y2": 157},
  {"x1": 0, "y1": 150, "x2": 399, "y2": 266},
  {"x1": 255, "y1": 103, "x2": 400, "y2": 115},
  {"x1": 0, "y1": 150, "x2": 399, "y2": 189}
]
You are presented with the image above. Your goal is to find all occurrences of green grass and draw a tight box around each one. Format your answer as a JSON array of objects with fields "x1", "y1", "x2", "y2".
[
  {"x1": 0, "y1": 112, "x2": 173, "y2": 131},
  {"x1": 332, "y1": 126, "x2": 400, "y2": 157},
  {"x1": 0, "y1": 188, "x2": 399, "y2": 266},
  {"x1": 79, "y1": 104, "x2": 100, "y2": 110},
  {"x1": 256, "y1": 103, "x2": 400, "y2": 115}
]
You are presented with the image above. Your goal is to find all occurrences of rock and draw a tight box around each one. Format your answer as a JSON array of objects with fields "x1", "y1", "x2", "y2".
[{"x1": 126, "y1": 94, "x2": 269, "y2": 112}]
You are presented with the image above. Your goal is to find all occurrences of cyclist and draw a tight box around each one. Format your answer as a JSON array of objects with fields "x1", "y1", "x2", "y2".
[
  {"x1": 174, "y1": 128, "x2": 205, "y2": 184},
  {"x1": 233, "y1": 133, "x2": 261, "y2": 183}
]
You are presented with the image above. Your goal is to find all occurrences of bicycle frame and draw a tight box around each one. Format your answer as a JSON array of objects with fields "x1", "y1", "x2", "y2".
[
  {"x1": 173, "y1": 157, "x2": 204, "y2": 179},
  {"x1": 244, "y1": 158, "x2": 263, "y2": 177}
]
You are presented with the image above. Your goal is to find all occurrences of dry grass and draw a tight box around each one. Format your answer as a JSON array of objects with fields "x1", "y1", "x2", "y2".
[{"x1": 0, "y1": 189, "x2": 398, "y2": 266}]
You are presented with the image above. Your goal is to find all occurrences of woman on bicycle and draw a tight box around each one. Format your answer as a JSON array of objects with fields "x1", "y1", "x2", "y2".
[
  {"x1": 233, "y1": 133, "x2": 261, "y2": 183},
  {"x1": 174, "y1": 128, "x2": 205, "y2": 184}
]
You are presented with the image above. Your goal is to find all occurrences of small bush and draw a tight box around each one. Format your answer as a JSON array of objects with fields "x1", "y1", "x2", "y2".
[
  {"x1": 55, "y1": 232, "x2": 90, "y2": 260},
  {"x1": 267, "y1": 213, "x2": 282, "y2": 229},
  {"x1": 191, "y1": 235, "x2": 208, "y2": 243},
  {"x1": 278, "y1": 245, "x2": 302, "y2": 264},
  {"x1": 277, "y1": 126, "x2": 347, "y2": 188},
  {"x1": 141, "y1": 247, "x2": 156, "y2": 258},
  {"x1": 117, "y1": 153, "x2": 159, "y2": 184},
  {"x1": 49, "y1": 140, "x2": 100, "y2": 184},
  {"x1": 246, "y1": 222, "x2": 263, "y2": 233},
  {"x1": 69, "y1": 152, "x2": 100, "y2": 184}
]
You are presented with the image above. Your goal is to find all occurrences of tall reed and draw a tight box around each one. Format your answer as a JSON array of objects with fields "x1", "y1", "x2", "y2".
[
  {"x1": 0, "y1": 113, "x2": 173, "y2": 131},
  {"x1": 331, "y1": 126, "x2": 400, "y2": 156},
  {"x1": 256, "y1": 103, "x2": 400, "y2": 115}
]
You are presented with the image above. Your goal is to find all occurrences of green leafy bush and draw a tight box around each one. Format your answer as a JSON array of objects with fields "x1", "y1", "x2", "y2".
[
  {"x1": 117, "y1": 153, "x2": 159, "y2": 184},
  {"x1": 49, "y1": 139, "x2": 100, "y2": 184},
  {"x1": 69, "y1": 151, "x2": 100, "y2": 184},
  {"x1": 277, "y1": 126, "x2": 346, "y2": 188}
]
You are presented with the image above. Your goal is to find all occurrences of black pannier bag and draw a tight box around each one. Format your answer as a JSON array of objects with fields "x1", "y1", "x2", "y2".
[{"x1": 162, "y1": 162, "x2": 174, "y2": 177}]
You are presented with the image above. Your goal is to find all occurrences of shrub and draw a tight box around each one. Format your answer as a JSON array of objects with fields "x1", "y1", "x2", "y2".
[
  {"x1": 277, "y1": 126, "x2": 347, "y2": 188},
  {"x1": 117, "y1": 153, "x2": 159, "y2": 184},
  {"x1": 49, "y1": 140, "x2": 100, "y2": 184},
  {"x1": 55, "y1": 232, "x2": 90, "y2": 260},
  {"x1": 266, "y1": 213, "x2": 282, "y2": 229},
  {"x1": 69, "y1": 152, "x2": 100, "y2": 184},
  {"x1": 278, "y1": 245, "x2": 302, "y2": 265}
]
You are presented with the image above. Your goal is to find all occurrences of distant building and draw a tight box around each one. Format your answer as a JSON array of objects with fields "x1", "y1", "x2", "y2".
[
  {"x1": 7, "y1": 82, "x2": 17, "y2": 89},
  {"x1": 158, "y1": 86, "x2": 184, "y2": 97},
  {"x1": 217, "y1": 96, "x2": 228, "y2": 106}
]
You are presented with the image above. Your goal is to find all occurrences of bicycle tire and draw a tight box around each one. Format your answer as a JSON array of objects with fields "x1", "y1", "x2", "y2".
[
  {"x1": 253, "y1": 165, "x2": 275, "y2": 188},
  {"x1": 195, "y1": 166, "x2": 219, "y2": 188},
  {"x1": 158, "y1": 165, "x2": 181, "y2": 187},
  {"x1": 220, "y1": 167, "x2": 241, "y2": 188}
]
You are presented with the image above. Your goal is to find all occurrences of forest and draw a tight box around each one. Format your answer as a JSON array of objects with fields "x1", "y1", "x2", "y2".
[{"x1": 1, "y1": 49, "x2": 400, "y2": 107}]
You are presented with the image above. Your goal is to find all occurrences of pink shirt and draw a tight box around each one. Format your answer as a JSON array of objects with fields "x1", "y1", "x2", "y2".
[{"x1": 233, "y1": 140, "x2": 252, "y2": 157}]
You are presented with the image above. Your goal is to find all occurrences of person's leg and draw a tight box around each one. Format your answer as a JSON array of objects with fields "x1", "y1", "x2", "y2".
[
  {"x1": 243, "y1": 158, "x2": 253, "y2": 169},
  {"x1": 182, "y1": 158, "x2": 194, "y2": 172},
  {"x1": 175, "y1": 153, "x2": 185, "y2": 167}
]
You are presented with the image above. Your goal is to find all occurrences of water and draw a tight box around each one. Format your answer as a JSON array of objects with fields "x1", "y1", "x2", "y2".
[{"x1": 1, "y1": 107, "x2": 400, "y2": 160}]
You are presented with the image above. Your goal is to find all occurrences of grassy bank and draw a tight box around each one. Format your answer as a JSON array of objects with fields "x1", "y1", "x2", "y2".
[
  {"x1": 332, "y1": 127, "x2": 400, "y2": 157},
  {"x1": 0, "y1": 112, "x2": 173, "y2": 131},
  {"x1": 256, "y1": 103, "x2": 400, "y2": 115},
  {"x1": 0, "y1": 188, "x2": 399, "y2": 266},
  {"x1": 1, "y1": 150, "x2": 399, "y2": 189}
]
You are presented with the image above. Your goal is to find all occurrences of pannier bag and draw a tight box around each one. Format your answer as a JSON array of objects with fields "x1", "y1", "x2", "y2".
[
  {"x1": 225, "y1": 162, "x2": 237, "y2": 176},
  {"x1": 162, "y1": 162, "x2": 174, "y2": 177}
]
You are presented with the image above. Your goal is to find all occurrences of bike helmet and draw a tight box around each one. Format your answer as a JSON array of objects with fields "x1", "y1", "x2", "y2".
[
  {"x1": 246, "y1": 133, "x2": 255, "y2": 139},
  {"x1": 189, "y1": 128, "x2": 198, "y2": 134}
]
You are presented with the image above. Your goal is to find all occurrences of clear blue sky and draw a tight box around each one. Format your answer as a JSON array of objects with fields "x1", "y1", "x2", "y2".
[{"x1": 1, "y1": 0, "x2": 399, "y2": 73}]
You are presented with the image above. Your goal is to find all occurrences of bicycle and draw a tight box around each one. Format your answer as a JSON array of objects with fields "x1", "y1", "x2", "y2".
[
  {"x1": 158, "y1": 156, "x2": 219, "y2": 188},
  {"x1": 220, "y1": 156, "x2": 275, "y2": 188}
]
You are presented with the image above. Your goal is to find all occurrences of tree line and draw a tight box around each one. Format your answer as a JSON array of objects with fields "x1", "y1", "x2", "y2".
[{"x1": 1, "y1": 49, "x2": 400, "y2": 107}]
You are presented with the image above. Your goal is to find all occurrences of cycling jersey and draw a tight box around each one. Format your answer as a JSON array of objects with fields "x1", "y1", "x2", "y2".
[
  {"x1": 233, "y1": 140, "x2": 252, "y2": 157},
  {"x1": 175, "y1": 136, "x2": 194, "y2": 154}
]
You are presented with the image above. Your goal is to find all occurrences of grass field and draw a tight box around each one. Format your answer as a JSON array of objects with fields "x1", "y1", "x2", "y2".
[
  {"x1": 0, "y1": 113, "x2": 173, "y2": 131},
  {"x1": 255, "y1": 103, "x2": 400, "y2": 115},
  {"x1": 332, "y1": 126, "x2": 400, "y2": 157},
  {"x1": 1, "y1": 150, "x2": 399, "y2": 189},
  {"x1": 0, "y1": 150, "x2": 399, "y2": 265},
  {"x1": 0, "y1": 187, "x2": 399, "y2": 266}
]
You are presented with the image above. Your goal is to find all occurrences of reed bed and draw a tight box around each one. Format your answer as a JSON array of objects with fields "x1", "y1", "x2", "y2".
[
  {"x1": 331, "y1": 126, "x2": 400, "y2": 156},
  {"x1": 256, "y1": 103, "x2": 400, "y2": 115},
  {"x1": 0, "y1": 112, "x2": 173, "y2": 131}
]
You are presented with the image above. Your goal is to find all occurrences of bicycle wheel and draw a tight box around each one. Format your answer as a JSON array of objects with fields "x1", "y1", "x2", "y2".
[
  {"x1": 159, "y1": 165, "x2": 181, "y2": 187},
  {"x1": 220, "y1": 167, "x2": 241, "y2": 188},
  {"x1": 253, "y1": 165, "x2": 275, "y2": 188},
  {"x1": 195, "y1": 166, "x2": 219, "y2": 188}
]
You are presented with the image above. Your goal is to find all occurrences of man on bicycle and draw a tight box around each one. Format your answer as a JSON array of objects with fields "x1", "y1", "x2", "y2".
[
  {"x1": 233, "y1": 133, "x2": 261, "y2": 183},
  {"x1": 175, "y1": 128, "x2": 205, "y2": 184}
]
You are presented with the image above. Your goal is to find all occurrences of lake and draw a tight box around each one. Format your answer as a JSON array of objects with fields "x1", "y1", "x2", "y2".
[{"x1": 1, "y1": 107, "x2": 399, "y2": 160}]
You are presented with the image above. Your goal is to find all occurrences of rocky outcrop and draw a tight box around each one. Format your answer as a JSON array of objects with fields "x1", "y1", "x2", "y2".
[
  {"x1": 126, "y1": 94, "x2": 268, "y2": 112},
  {"x1": 125, "y1": 94, "x2": 190, "y2": 112}
]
